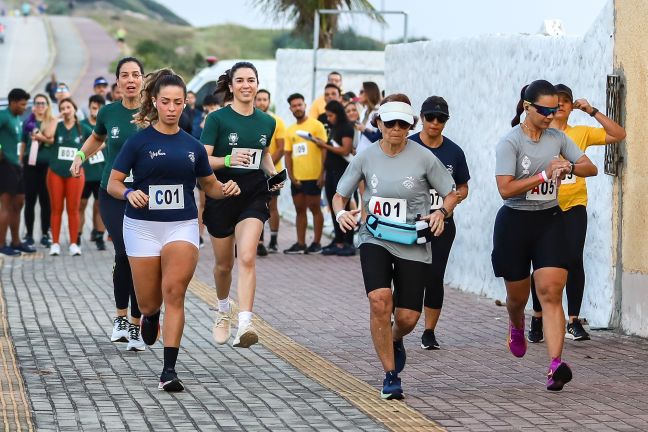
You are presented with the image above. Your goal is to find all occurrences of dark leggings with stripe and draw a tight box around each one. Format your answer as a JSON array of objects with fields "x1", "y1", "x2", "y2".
[
  {"x1": 99, "y1": 188, "x2": 140, "y2": 318},
  {"x1": 531, "y1": 205, "x2": 587, "y2": 317}
]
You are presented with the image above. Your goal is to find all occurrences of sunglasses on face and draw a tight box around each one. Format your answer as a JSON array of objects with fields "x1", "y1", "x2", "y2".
[
  {"x1": 34, "y1": 101, "x2": 48, "y2": 106},
  {"x1": 423, "y1": 113, "x2": 449, "y2": 123},
  {"x1": 383, "y1": 119, "x2": 411, "y2": 129},
  {"x1": 528, "y1": 103, "x2": 559, "y2": 117}
]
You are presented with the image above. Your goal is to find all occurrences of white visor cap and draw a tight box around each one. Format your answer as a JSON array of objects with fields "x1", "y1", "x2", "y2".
[{"x1": 377, "y1": 101, "x2": 415, "y2": 125}]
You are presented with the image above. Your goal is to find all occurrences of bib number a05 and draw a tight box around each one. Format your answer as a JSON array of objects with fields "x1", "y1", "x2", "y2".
[
  {"x1": 89, "y1": 151, "x2": 105, "y2": 164},
  {"x1": 293, "y1": 142, "x2": 308, "y2": 157},
  {"x1": 231, "y1": 147, "x2": 262, "y2": 169},
  {"x1": 148, "y1": 185, "x2": 184, "y2": 210},
  {"x1": 368, "y1": 196, "x2": 407, "y2": 223},
  {"x1": 430, "y1": 189, "x2": 444, "y2": 210},
  {"x1": 526, "y1": 181, "x2": 556, "y2": 201},
  {"x1": 58, "y1": 146, "x2": 77, "y2": 161}
]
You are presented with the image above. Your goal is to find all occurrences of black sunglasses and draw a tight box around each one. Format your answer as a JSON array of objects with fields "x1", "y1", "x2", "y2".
[
  {"x1": 423, "y1": 113, "x2": 449, "y2": 123},
  {"x1": 528, "y1": 103, "x2": 559, "y2": 117},
  {"x1": 383, "y1": 119, "x2": 411, "y2": 129}
]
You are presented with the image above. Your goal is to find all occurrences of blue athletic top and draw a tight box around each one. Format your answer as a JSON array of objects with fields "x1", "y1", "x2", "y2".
[
  {"x1": 409, "y1": 132, "x2": 471, "y2": 185},
  {"x1": 113, "y1": 126, "x2": 214, "y2": 222}
]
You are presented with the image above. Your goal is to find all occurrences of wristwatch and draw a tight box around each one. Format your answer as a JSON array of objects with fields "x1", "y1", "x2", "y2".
[
  {"x1": 438, "y1": 207, "x2": 449, "y2": 217},
  {"x1": 589, "y1": 107, "x2": 599, "y2": 117}
]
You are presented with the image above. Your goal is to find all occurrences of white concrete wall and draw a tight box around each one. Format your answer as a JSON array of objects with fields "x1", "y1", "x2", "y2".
[{"x1": 384, "y1": 1, "x2": 615, "y2": 327}]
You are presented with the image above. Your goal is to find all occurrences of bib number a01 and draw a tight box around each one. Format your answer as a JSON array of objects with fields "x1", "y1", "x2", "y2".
[
  {"x1": 430, "y1": 189, "x2": 444, "y2": 210},
  {"x1": 57, "y1": 146, "x2": 77, "y2": 161},
  {"x1": 526, "y1": 181, "x2": 556, "y2": 201},
  {"x1": 293, "y1": 142, "x2": 308, "y2": 157},
  {"x1": 231, "y1": 147, "x2": 262, "y2": 169},
  {"x1": 88, "y1": 151, "x2": 105, "y2": 164},
  {"x1": 368, "y1": 196, "x2": 407, "y2": 223},
  {"x1": 148, "y1": 185, "x2": 184, "y2": 210}
]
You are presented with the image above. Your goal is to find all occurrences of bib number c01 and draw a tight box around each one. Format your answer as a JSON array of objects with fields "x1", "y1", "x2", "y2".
[
  {"x1": 430, "y1": 189, "x2": 444, "y2": 210},
  {"x1": 231, "y1": 147, "x2": 262, "y2": 169},
  {"x1": 368, "y1": 196, "x2": 407, "y2": 223},
  {"x1": 89, "y1": 151, "x2": 105, "y2": 164},
  {"x1": 293, "y1": 142, "x2": 308, "y2": 157},
  {"x1": 57, "y1": 146, "x2": 77, "y2": 161},
  {"x1": 148, "y1": 184, "x2": 184, "y2": 210},
  {"x1": 526, "y1": 180, "x2": 556, "y2": 201}
]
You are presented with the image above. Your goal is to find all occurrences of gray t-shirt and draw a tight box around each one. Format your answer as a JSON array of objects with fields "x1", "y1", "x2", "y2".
[
  {"x1": 337, "y1": 139, "x2": 455, "y2": 263},
  {"x1": 496, "y1": 126, "x2": 584, "y2": 211}
]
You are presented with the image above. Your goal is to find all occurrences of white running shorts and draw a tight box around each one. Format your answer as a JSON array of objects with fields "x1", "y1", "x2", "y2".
[{"x1": 123, "y1": 216, "x2": 199, "y2": 257}]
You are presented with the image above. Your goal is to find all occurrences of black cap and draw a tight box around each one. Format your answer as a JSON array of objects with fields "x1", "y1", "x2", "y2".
[
  {"x1": 421, "y1": 96, "x2": 449, "y2": 116},
  {"x1": 554, "y1": 84, "x2": 573, "y2": 102}
]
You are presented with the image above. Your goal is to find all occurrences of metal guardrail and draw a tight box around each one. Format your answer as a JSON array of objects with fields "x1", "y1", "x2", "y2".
[{"x1": 604, "y1": 74, "x2": 623, "y2": 176}]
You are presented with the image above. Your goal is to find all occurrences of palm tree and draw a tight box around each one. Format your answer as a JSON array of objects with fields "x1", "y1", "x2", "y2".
[{"x1": 250, "y1": 0, "x2": 384, "y2": 48}]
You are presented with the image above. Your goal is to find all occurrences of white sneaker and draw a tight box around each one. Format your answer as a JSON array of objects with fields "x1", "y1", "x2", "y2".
[
  {"x1": 212, "y1": 311, "x2": 231, "y2": 345},
  {"x1": 69, "y1": 243, "x2": 81, "y2": 256},
  {"x1": 127, "y1": 323, "x2": 146, "y2": 352},
  {"x1": 232, "y1": 321, "x2": 258, "y2": 348},
  {"x1": 111, "y1": 316, "x2": 130, "y2": 342},
  {"x1": 49, "y1": 243, "x2": 61, "y2": 256}
]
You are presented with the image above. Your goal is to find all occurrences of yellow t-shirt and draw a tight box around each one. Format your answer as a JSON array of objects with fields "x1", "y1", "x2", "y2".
[
  {"x1": 558, "y1": 125, "x2": 607, "y2": 211},
  {"x1": 309, "y1": 95, "x2": 326, "y2": 119},
  {"x1": 268, "y1": 112, "x2": 286, "y2": 171},
  {"x1": 285, "y1": 117, "x2": 327, "y2": 181}
]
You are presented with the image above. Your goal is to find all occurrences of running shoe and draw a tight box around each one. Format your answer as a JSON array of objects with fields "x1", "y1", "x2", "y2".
[
  {"x1": 40, "y1": 234, "x2": 51, "y2": 247},
  {"x1": 233, "y1": 321, "x2": 258, "y2": 348},
  {"x1": 159, "y1": 368, "x2": 184, "y2": 392},
  {"x1": 508, "y1": 321, "x2": 527, "y2": 358},
  {"x1": 127, "y1": 323, "x2": 146, "y2": 351},
  {"x1": 15, "y1": 242, "x2": 36, "y2": 254},
  {"x1": 527, "y1": 316, "x2": 544, "y2": 343},
  {"x1": 90, "y1": 229, "x2": 99, "y2": 242},
  {"x1": 394, "y1": 339, "x2": 406, "y2": 373},
  {"x1": 380, "y1": 371, "x2": 404, "y2": 400},
  {"x1": 0, "y1": 246, "x2": 20, "y2": 257},
  {"x1": 49, "y1": 243, "x2": 61, "y2": 256},
  {"x1": 22, "y1": 236, "x2": 34, "y2": 246},
  {"x1": 267, "y1": 242, "x2": 278, "y2": 253},
  {"x1": 283, "y1": 243, "x2": 307, "y2": 254},
  {"x1": 566, "y1": 318, "x2": 590, "y2": 341},
  {"x1": 141, "y1": 313, "x2": 161, "y2": 346},
  {"x1": 546, "y1": 361, "x2": 572, "y2": 391},
  {"x1": 321, "y1": 244, "x2": 340, "y2": 256},
  {"x1": 257, "y1": 243, "x2": 268, "y2": 257},
  {"x1": 336, "y1": 244, "x2": 356, "y2": 256},
  {"x1": 212, "y1": 310, "x2": 231, "y2": 345},
  {"x1": 111, "y1": 316, "x2": 130, "y2": 342},
  {"x1": 421, "y1": 329, "x2": 440, "y2": 350},
  {"x1": 69, "y1": 243, "x2": 81, "y2": 256},
  {"x1": 306, "y1": 242, "x2": 322, "y2": 254},
  {"x1": 95, "y1": 237, "x2": 107, "y2": 251}
]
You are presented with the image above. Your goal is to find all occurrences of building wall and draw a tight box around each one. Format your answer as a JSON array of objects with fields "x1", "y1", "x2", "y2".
[{"x1": 384, "y1": 1, "x2": 615, "y2": 327}]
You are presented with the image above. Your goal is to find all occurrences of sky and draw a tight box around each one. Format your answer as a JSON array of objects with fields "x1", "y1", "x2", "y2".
[{"x1": 156, "y1": 0, "x2": 608, "y2": 41}]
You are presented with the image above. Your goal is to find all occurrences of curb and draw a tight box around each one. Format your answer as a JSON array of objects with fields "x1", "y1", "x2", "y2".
[{"x1": 29, "y1": 16, "x2": 57, "y2": 95}]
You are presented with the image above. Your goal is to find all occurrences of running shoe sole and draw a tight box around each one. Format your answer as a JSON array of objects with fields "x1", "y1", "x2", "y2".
[
  {"x1": 233, "y1": 330, "x2": 259, "y2": 348},
  {"x1": 158, "y1": 379, "x2": 185, "y2": 392},
  {"x1": 420, "y1": 342, "x2": 440, "y2": 350},
  {"x1": 547, "y1": 363, "x2": 573, "y2": 391},
  {"x1": 111, "y1": 336, "x2": 128, "y2": 343},
  {"x1": 380, "y1": 390, "x2": 404, "y2": 400},
  {"x1": 565, "y1": 332, "x2": 590, "y2": 341}
]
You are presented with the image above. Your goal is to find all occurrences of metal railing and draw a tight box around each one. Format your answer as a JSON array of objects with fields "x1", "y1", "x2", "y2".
[{"x1": 604, "y1": 74, "x2": 623, "y2": 176}]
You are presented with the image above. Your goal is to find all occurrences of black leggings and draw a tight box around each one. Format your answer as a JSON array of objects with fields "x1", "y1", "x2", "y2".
[
  {"x1": 424, "y1": 217, "x2": 456, "y2": 309},
  {"x1": 23, "y1": 162, "x2": 50, "y2": 237},
  {"x1": 531, "y1": 205, "x2": 587, "y2": 317},
  {"x1": 325, "y1": 169, "x2": 353, "y2": 245},
  {"x1": 99, "y1": 188, "x2": 140, "y2": 318}
]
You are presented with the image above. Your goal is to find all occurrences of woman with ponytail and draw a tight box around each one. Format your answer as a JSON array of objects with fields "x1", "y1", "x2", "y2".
[
  {"x1": 492, "y1": 79, "x2": 597, "y2": 391},
  {"x1": 69, "y1": 57, "x2": 146, "y2": 352},
  {"x1": 200, "y1": 62, "x2": 282, "y2": 349},
  {"x1": 48, "y1": 98, "x2": 90, "y2": 256}
]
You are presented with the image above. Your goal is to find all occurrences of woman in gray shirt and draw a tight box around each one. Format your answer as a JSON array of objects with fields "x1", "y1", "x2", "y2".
[
  {"x1": 493, "y1": 80, "x2": 597, "y2": 391},
  {"x1": 333, "y1": 94, "x2": 458, "y2": 400}
]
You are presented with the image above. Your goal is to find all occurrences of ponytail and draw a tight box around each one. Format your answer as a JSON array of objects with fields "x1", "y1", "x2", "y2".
[
  {"x1": 135, "y1": 68, "x2": 186, "y2": 127},
  {"x1": 510, "y1": 85, "x2": 528, "y2": 127},
  {"x1": 511, "y1": 80, "x2": 556, "y2": 127}
]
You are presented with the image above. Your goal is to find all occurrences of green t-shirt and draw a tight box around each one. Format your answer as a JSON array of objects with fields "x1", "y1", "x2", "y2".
[
  {"x1": 200, "y1": 106, "x2": 276, "y2": 176},
  {"x1": 22, "y1": 119, "x2": 55, "y2": 165},
  {"x1": 0, "y1": 108, "x2": 23, "y2": 166},
  {"x1": 50, "y1": 121, "x2": 92, "y2": 178},
  {"x1": 80, "y1": 119, "x2": 105, "y2": 182},
  {"x1": 94, "y1": 102, "x2": 139, "y2": 189}
]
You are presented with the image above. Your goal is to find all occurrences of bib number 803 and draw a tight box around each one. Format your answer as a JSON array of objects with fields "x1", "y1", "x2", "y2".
[{"x1": 148, "y1": 184, "x2": 185, "y2": 210}]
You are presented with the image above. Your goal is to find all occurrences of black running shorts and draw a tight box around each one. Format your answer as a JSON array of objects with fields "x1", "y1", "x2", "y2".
[
  {"x1": 290, "y1": 180, "x2": 322, "y2": 197},
  {"x1": 491, "y1": 205, "x2": 569, "y2": 281},
  {"x1": 359, "y1": 243, "x2": 428, "y2": 312},
  {"x1": 82, "y1": 180, "x2": 101, "y2": 200},
  {"x1": 0, "y1": 159, "x2": 24, "y2": 195},
  {"x1": 203, "y1": 170, "x2": 270, "y2": 238}
]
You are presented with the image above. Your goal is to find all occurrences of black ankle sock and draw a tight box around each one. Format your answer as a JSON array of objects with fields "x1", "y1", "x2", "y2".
[
  {"x1": 163, "y1": 347, "x2": 179, "y2": 371},
  {"x1": 270, "y1": 232, "x2": 278, "y2": 244}
]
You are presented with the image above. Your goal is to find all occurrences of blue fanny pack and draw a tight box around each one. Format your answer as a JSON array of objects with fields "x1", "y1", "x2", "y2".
[{"x1": 365, "y1": 214, "x2": 433, "y2": 245}]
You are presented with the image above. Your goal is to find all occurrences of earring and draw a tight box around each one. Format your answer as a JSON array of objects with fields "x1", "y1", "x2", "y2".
[{"x1": 153, "y1": 101, "x2": 157, "y2": 108}]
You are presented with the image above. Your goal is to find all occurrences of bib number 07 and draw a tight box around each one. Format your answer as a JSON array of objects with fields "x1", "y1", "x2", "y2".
[
  {"x1": 368, "y1": 196, "x2": 407, "y2": 223},
  {"x1": 148, "y1": 184, "x2": 185, "y2": 210}
]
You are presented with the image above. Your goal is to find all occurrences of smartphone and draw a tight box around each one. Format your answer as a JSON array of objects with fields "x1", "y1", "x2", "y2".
[{"x1": 267, "y1": 169, "x2": 287, "y2": 191}]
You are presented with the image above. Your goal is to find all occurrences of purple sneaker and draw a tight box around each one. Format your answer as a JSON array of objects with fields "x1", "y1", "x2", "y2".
[
  {"x1": 547, "y1": 360, "x2": 572, "y2": 391},
  {"x1": 507, "y1": 321, "x2": 527, "y2": 358}
]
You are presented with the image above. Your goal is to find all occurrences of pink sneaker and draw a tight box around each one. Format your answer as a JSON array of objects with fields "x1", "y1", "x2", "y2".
[
  {"x1": 507, "y1": 321, "x2": 527, "y2": 358},
  {"x1": 547, "y1": 359, "x2": 572, "y2": 391}
]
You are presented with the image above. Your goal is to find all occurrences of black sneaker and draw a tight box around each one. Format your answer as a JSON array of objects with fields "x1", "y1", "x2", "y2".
[
  {"x1": 159, "y1": 368, "x2": 184, "y2": 392},
  {"x1": 141, "y1": 313, "x2": 160, "y2": 345},
  {"x1": 393, "y1": 339, "x2": 406, "y2": 374},
  {"x1": 15, "y1": 242, "x2": 36, "y2": 254},
  {"x1": 267, "y1": 242, "x2": 278, "y2": 253},
  {"x1": 321, "y1": 244, "x2": 339, "y2": 256},
  {"x1": 23, "y1": 236, "x2": 35, "y2": 246},
  {"x1": 527, "y1": 316, "x2": 544, "y2": 343},
  {"x1": 96, "y1": 238, "x2": 107, "y2": 251},
  {"x1": 283, "y1": 243, "x2": 307, "y2": 254},
  {"x1": 420, "y1": 329, "x2": 440, "y2": 350},
  {"x1": 257, "y1": 243, "x2": 268, "y2": 257},
  {"x1": 566, "y1": 318, "x2": 590, "y2": 341},
  {"x1": 336, "y1": 244, "x2": 356, "y2": 256},
  {"x1": 306, "y1": 242, "x2": 322, "y2": 254},
  {"x1": 40, "y1": 234, "x2": 51, "y2": 247},
  {"x1": 90, "y1": 229, "x2": 99, "y2": 242}
]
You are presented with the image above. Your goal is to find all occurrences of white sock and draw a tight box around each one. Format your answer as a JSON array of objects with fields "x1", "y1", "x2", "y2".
[
  {"x1": 238, "y1": 311, "x2": 253, "y2": 326},
  {"x1": 218, "y1": 298, "x2": 230, "y2": 313}
]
